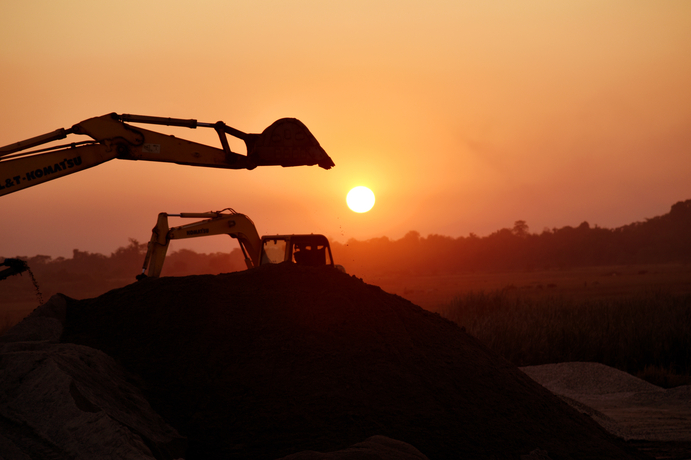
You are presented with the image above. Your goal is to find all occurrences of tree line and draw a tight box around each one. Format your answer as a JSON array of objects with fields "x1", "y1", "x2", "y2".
[
  {"x1": 331, "y1": 199, "x2": 691, "y2": 276},
  {"x1": 3, "y1": 199, "x2": 690, "y2": 304}
]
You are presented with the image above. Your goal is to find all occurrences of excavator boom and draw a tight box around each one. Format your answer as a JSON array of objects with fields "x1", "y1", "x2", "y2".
[
  {"x1": 0, "y1": 112, "x2": 334, "y2": 197},
  {"x1": 139, "y1": 209, "x2": 262, "y2": 279}
]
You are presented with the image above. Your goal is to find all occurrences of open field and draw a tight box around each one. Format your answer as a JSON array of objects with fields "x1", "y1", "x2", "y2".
[
  {"x1": 438, "y1": 288, "x2": 691, "y2": 384},
  {"x1": 368, "y1": 263, "x2": 691, "y2": 311},
  {"x1": 362, "y1": 264, "x2": 691, "y2": 389}
]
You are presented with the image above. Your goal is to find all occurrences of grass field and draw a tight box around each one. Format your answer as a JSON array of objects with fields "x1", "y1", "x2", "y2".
[
  {"x1": 437, "y1": 289, "x2": 691, "y2": 387},
  {"x1": 367, "y1": 264, "x2": 691, "y2": 388},
  {"x1": 370, "y1": 263, "x2": 691, "y2": 308}
]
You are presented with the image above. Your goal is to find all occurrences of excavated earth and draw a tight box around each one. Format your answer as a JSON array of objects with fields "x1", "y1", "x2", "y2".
[{"x1": 4, "y1": 263, "x2": 651, "y2": 459}]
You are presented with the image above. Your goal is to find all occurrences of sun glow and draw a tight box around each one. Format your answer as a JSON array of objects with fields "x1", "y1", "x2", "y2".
[{"x1": 346, "y1": 186, "x2": 375, "y2": 213}]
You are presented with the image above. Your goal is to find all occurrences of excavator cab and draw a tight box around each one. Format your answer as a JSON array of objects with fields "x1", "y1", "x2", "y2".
[
  {"x1": 261, "y1": 238, "x2": 288, "y2": 264},
  {"x1": 260, "y1": 235, "x2": 334, "y2": 267}
]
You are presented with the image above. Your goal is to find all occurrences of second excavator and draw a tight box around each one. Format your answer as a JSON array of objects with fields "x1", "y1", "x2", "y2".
[{"x1": 137, "y1": 208, "x2": 343, "y2": 279}]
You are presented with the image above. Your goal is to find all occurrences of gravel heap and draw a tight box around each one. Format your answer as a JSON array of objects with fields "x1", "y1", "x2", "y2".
[
  {"x1": 0, "y1": 296, "x2": 186, "y2": 460},
  {"x1": 521, "y1": 362, "x2": 664, "y2": 397},
  {"x1": 522, "y1": 362, "x2": 691, "y2": 459},
  {"x1": 60, "y1": 263, "x2": 647, "y2": 459}
]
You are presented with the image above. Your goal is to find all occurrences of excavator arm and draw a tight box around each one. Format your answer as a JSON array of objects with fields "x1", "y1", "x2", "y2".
[
  {"x1": 138, "y1": 208, "x2": 263, "y2": 279},
  {"x1": 0, "y1": 113, "x2": 334, "y2": 197}
]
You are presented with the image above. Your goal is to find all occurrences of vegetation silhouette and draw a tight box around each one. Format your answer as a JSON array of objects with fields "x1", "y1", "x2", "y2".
[
  {"x1": 332, "y1": 199, "x2": 691, "y2": 277},
  {"x1": 3, "y1": 199, "x2": 691, "y2": 304},
  {"x1": 439, "y1": 288, "x2": 691, "y2": 388}
]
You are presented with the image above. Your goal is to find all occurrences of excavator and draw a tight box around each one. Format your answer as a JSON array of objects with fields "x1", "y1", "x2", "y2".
[
  {"x1": 137, "y1": 208, "x2": 343, "y2": 279},
  {"x1": 0, "y1": 112, "x2": 334, "y2": 196},
  {"x1": 0, "y1": 112, "x2": 335, "y2": 284}
]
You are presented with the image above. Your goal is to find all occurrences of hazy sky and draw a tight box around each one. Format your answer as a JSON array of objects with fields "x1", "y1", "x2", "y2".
[{"x1": 2, "y1": 1, "x2": 690, "y2": 258}]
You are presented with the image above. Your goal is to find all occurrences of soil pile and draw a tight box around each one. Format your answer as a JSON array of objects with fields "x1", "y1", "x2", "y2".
[
  {"x1": 523, "y1": 363, "x2": 691, "y2": 459},
  {"x1": 61, "y1": 263, "x2": 646, "y2": 459},
  {"x1": 0, "y1": 295, "x2": 186, "y2": 460}
]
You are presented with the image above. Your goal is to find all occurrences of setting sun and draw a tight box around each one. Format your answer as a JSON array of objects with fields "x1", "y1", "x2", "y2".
[{"x1": 347, "y1": 186, "x2": 375, "y2": 213}]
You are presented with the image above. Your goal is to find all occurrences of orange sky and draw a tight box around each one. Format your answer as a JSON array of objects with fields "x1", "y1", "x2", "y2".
[{"x1": 1, "y1": 1, "x2": 690, "y2": 259}]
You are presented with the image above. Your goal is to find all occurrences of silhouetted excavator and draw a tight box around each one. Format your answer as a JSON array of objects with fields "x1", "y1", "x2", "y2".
[
  {"x1": 0, "y1": 112, "x2": 334, "y2": 197},
  {"x1": 137, "y1": 208, "x2": 344, "y2": 279},
  {"x1": 0, "y1": 112, "x2": 335, "y2": 284}
]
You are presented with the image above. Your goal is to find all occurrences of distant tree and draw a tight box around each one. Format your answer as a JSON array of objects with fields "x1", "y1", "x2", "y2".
[
  {"x1": 512, "y1": 220, "x2": 529, "y2": 237},
  {"x1": 28, "y1": 255, "x2": 52, "y2": 265},
  {"x1": 109, "y1": 238, "x2": 148, "y2": 277}
]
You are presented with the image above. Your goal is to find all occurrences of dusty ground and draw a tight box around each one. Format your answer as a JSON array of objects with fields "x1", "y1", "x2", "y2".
[
  {"x1": 521, "y1": 362, "x2": 691, "y2": 460},
  {"x1": 59, "y1": 264, "x2": 646, "y2": 459},
  {"x1": 6, "y1": 264, "x2": 689, "y2": 459}
]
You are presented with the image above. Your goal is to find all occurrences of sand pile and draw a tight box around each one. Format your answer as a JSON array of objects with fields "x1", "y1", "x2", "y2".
[
  {"x1": 0, "y1": 296, "x2": 186, "y2": 460},
  {"x1": 521, "y1": 363, "x2": 664, "y2": 398},
  {"x1": 522, "y1": 362, "x2": 691, "y2": 459},
  {"x1": 53, "y1": 263, "x2": 647, "y2": 460}
]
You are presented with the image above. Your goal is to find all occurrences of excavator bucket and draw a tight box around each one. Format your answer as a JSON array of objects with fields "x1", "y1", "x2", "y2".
[
  {"x1": 246, "y1": 118, "x2": 334, "y2": 170},
  {"x1": 0, "y1": 258, "x2": 29, "y2": 281}
]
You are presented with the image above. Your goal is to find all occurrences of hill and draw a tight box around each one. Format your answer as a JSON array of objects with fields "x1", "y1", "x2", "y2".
[{"x1": 52, "y1": 263, "x2": 645, "y2": 459}]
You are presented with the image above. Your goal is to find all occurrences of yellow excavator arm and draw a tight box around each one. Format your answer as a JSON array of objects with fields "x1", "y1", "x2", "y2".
[
  {"x1": 0, "y1": 113, "x2": 334, "y2": 196},
  {"x1": 139, "y1": 208, "x2": 263, "y2": 279}
]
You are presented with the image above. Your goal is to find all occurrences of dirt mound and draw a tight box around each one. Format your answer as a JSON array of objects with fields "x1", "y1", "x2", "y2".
[
  {"x1": 522, "y1": 363, "x2": 691, "y2": 459},
  {"x1": 521, "y1": 363, "x2": 663, "y2": 397},
  {"x1": 61, "y1": 263, "x2": 645, "y2": 459},
  {"x1": 276, "y1": 435, "x2": 430, "y2": 459},
  {"x1": 0, "y1": 295, "x2": 186, "y2": 460}
]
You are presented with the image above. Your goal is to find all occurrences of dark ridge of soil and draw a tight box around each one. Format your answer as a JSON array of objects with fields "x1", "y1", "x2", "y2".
[
  {"x1": 627, "y1": 440, "x2": 691, "y2": 460},
  {"x1": 61, "y1": 263, "x2": 647, "y2": 460}
]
